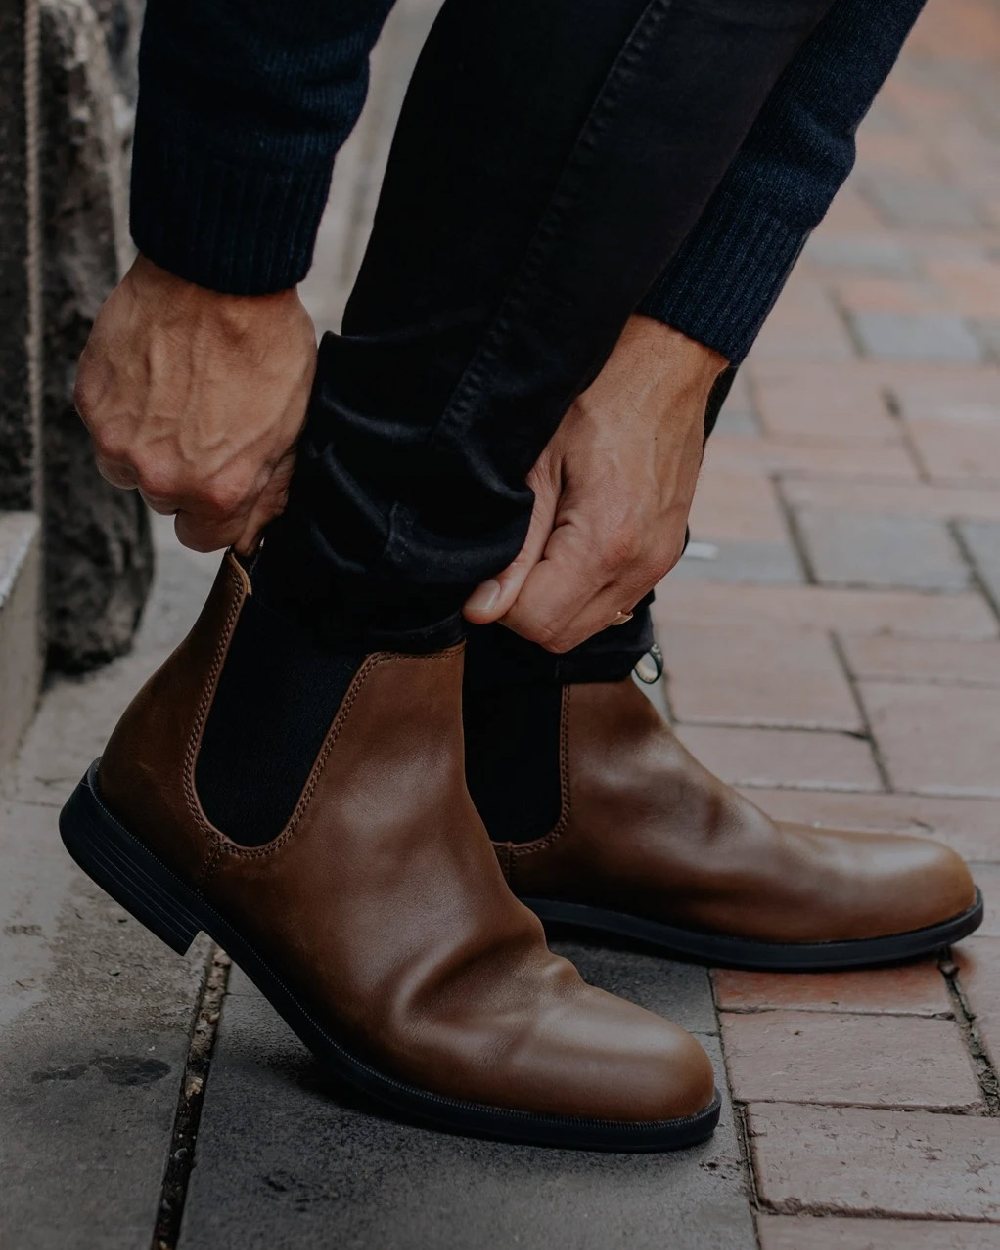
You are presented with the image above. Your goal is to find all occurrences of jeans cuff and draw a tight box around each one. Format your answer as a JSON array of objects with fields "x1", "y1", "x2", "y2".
[
  {"x1": 245, "y1": 524, "x2": 468, "y2": 656},
  {"x1": 465, "y1": 596, "x2": 656, "y2": 691},
  {"x1": 360, "y1": 611, "x2": 467, "y2": 654}
]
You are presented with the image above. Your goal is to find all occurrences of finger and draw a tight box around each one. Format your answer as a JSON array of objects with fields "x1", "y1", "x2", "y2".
[
  {"x1": 548, "y1": 585, "x2": 642, "y2": 653},
  {"x1": 152, "y1": 461, "x2": 261, "y2": 533},
  {"x1": 95, "y1": 456, "x2": 138, "y2": 490},
  {"x1": 503, "y1": 579, "x2": 610, "y2": 653},
  {"x1": 233, "y1": 480, "x2": 290, "y2": 555},
  {"x1": 174, "y1": 506, "x2": 250, "y2": 555},
  {"x1": 463, "y1": 481, "x2": 559, "y2": 625},
  {"x1": 503, "y1": 525, "x2": 663, "y2": 652},
  {"x1": 234, "y1": 499, "x2": 277, "y2": 557},
  {"x1": 138, "y1": 490, "x2": 179, "y2": 517},
  {"x1": 539, "y1": 554, "x2": 668, "y2": 652},
  {"x1": 233, "y1": 450, "x2": 297, "y2": 555},
  {"x1": 500, "y1": 544, "x2": 608, "y2": 651}
]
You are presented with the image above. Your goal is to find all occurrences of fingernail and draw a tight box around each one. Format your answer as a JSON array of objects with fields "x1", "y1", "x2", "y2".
[{"x1": 465, "y1": 580, "x2": 501, "y2": 614}]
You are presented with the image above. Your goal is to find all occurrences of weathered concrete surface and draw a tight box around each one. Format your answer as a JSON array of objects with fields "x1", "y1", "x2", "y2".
[
  {"x1": 2, "y1": 534, "x2": 216, "y2": 809},
  {"x1": 39, "y1": 0, "x2": 153, "y2": 671},
  {"x1": 554, "y1": 936, "x2": 716, "y2": 1035},
  {"x1": 0, "y1": 795, "x2": 212, "y2": 1250},
  {"x1": 0, "y1": 524, "x2": 217, "y2": 1249},
  {"x1": 0, "y1": 512, "x2": 43, "y2": 770},
  {"x1": 179, "y1": 975, "x2": 753, "y2": 1250}
]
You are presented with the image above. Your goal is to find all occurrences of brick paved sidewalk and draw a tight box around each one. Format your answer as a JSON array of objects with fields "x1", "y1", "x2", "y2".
[
  {"x1": 3, "y1": 1, "x2": 1000, "y2": 1247},
  {"x1": 658, "y1": 0, "x2": 1000, "y2": 1242}
]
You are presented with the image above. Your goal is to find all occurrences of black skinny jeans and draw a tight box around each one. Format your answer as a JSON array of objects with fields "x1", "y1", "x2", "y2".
[{"x1": 262, "y1": 0, "x2": 834, "y2": 661}]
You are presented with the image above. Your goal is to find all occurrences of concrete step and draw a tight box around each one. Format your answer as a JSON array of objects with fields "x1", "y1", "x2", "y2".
[{"x1": 0, "y1": 511, "x2": 42, "y2": 769}]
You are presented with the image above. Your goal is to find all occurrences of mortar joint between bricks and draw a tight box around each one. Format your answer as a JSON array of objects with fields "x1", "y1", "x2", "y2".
[
  {"x1": 826, "y1": 276, "x2": 870, "y2": 361},
  {"x1": 939, "y1": 951, "x2": 1000, "y2": 1117},
  {"x1": 882, "y1": 385, "x2": 933, "y2": 484},
  {"x1": 772, "y1": 475, "x2": 816, "y2": 585},
  {"x1": 711, "y1": 970, "x2": 762, "y2": 1239},
  {"x1": 733, "y1": 1103, "x2": 764, "y2": 1222},
  {"x1": 829, "y1": 630, "x2": 893, "y2": 791},
  {"x1": 150, "y1": 944, "x2": 232, "y2": 1250},
  {"x1": 950, "y1": 519, "x2": 1000, "y2": 628}
]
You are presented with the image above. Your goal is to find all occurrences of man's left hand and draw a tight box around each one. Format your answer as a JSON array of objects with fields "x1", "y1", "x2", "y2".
[{"x1": 463, "y1": 316, "x2": 726, "y2": 653}]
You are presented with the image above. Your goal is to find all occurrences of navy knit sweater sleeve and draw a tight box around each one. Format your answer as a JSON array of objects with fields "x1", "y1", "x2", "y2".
[
  {"x1": 637, "y1": 0, "x2": 927, "y2": 363},
  {"x1": 130, "y1": 0, "x2": 394, "y2": 294},
  {"x1": 130, "y1": 0, "x2": 924, "y2": 355}
]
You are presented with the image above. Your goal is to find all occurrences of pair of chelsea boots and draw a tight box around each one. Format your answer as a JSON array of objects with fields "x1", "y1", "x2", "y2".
[{"x1": 60, "y1": 552, "x2": 982, "y2": 1151}]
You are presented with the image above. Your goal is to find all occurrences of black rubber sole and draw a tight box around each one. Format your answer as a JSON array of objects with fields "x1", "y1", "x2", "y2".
[
  {"x1": 59, "y1": 761, "x2": 719, "y2": 1152},
  {"x1": 523, "y1": 892, "x2": 985, "y2": 972}
]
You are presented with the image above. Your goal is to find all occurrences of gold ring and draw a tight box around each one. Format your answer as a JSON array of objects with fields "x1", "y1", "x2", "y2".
[{"x1": 610, "y1": 611, "x2": 634, "y2": 626}]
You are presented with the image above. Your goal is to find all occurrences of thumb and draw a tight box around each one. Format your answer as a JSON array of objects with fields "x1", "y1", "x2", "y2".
[
  {"x1": 233, "y1": 452, "x2": 295, "y2": 556},
  {"x1": 463, "y1": 467, "x2": 559, "y2": 625}
]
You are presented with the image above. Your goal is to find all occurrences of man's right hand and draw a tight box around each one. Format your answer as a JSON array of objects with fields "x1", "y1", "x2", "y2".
[
  {"x1": 74, "y1": 254, "x2": 317, "y2": 554},
  {"x1": 463, "y1": 316, "x2": 724, "y2": 652}
]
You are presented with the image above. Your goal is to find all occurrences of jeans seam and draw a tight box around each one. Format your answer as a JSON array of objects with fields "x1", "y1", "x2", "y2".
[{"x1": 381, "y1": 0, "x2": 675, "y2": 571}]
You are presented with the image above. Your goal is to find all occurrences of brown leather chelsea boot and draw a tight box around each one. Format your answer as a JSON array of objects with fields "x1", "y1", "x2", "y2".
[
  {"x1": 59, "y1": 554, "x2": 719, "y2": 1150},
  {"x1": 482, "y1": 676, "x2": 982, "y2": 971}
]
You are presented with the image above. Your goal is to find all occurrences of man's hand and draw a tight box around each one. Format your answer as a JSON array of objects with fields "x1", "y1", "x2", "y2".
[
  {"x1": 74, "y1": 254, "x2": 317, "y2": 554},
  {"x1": 463, "y1": 316, "x2": 726, "y2": 652}
]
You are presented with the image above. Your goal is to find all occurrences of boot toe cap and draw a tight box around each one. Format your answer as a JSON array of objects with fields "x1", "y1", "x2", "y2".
[
  {"x1": 891, "y1": 835, "x2": 978, "y2": 932},
  {"x1": 531, "y1": 986, "x2": 718, "y2": 1124},
  {"x1": 788, "y1": 824, "x2": 980, "y2": 940},
  {"x1": 624, "y1": 1013, "x2": 718, "y2": 1123}
]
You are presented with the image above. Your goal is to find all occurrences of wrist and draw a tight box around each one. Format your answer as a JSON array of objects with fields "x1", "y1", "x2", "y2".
[
  {"x1": 124, "y1": 254, "x2": 310, "y2": 352},
  {"x1": 628, "y1": 315, "x2": 728, "y2": 387},
  {"x1": 129, "y1": 253, "x2": 300, "y2": 310}
]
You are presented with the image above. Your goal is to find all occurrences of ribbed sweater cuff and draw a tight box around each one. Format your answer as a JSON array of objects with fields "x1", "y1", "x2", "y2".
[
  {"x1": 637, "y1": 194, "x2": 810, "y2": 364},
  {"x1": 129, "y1": 111, "x2": 334, "y2": 295}
]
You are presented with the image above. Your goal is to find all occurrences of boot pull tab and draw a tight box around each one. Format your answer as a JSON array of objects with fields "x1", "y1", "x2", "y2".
[{"x1": 633, "y1": 643, "x2": 663, "y2": 686}]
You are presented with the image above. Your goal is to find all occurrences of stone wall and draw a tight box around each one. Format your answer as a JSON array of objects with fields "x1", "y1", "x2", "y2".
[
  {"x1": 39, "y1": 0, "x2": 152, "y2": 670},
  {"x1": 0, "y1": 0, "x2": 42, "y2": 515},
  {"x1": 0, "y1": 0, "x2": 45, "y2": 764},
  {"x1": 0, "y1": 0, "x2": 153, "y2": 676}
]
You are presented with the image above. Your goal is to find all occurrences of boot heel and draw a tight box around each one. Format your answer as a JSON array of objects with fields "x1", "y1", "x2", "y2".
[{"x1": 60, "y1": 761, "x2": 202, "y2": 956}]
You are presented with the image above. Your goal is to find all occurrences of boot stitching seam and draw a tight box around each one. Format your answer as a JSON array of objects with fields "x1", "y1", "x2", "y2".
[
  {"x1": 184, "y1": 559, "x2": 246, "y2": 889},
  {"x1": 204, "y1": 646, "x2": 464, "y2": 872},
  {"x1": 509, "y1": 684, "x2": 573, "y2": 864}
]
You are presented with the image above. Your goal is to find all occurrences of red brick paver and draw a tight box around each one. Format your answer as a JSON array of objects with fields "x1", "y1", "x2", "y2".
[
  {"x1": 751, "y1": 365, "x2": 899, "y2": 444},
  {"x1": 674, "y1": 725, "x2": 882, "y2": 792},
  {"x1": 663, "y1": 622, "x2": 861, "y2": 730},
  {"x1": 860, "y1": 681, "x2": 1000, "y2": 797},
  {"x1": 654, "y1": 581, "x2": 998, "y2": 639},
  {"x1": 748, "y1": 1104, "x2": 1000, "y2": 1219},
  {"x1": 781, "y1": 476, "x2": 1000, "y2": 524},
  {"x1": 757, "y1": 1214, "x2": 1000, "y2": 1250},
  {"x1": 712, "y1": 963, "x2": 952, "y2": 1017},
  {"x1": 907, "y1": 418, "x2": 1000, "y2": 483},
  {"x1": 956, "y1": 936, "x2": 1000, "y2": 1068},
  {"x1": 840, "y1": 635, "x2": 1000, "y2": 687},
  {"x1": 721, "y1": 1011, "x2": 982, "y2": 1110},
  {"x1": 668, "y1": 0, "x2": 1000, "y2": 1238},
  {"x1": 687, "y1": 469, "x2": 790, "y2": 542},
  {"x1": 793, "y1": 510, "x2": 971, "y2": 591},
  {"x1": 701, "y1": 431, "x2": 921, "y2": 480}
]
